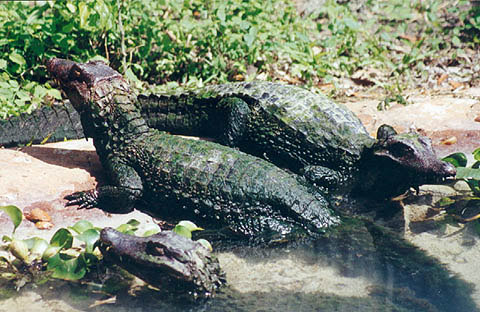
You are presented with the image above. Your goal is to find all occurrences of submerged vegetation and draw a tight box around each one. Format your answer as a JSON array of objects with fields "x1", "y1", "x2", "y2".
[{"x1": 0, "y1": 0, "x2": 479, "y2": 117}]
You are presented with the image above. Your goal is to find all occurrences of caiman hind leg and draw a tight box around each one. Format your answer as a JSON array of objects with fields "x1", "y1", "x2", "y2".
[
  {"x1": 65, "y1": 158, "x2": 143, "y2": 213},
  {"x1": 216, "y1": 97, "x2": 251, "y2": 147}
]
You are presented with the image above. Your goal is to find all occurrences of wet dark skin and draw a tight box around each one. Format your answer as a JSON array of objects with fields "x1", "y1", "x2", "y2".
[
  {"x1": 4, "y1": 61, "x2": 455, "y2": 199},
  {"x1": 99, "y1": 227, "x2": 225, "y2": 300},
  {"x1": 47, "y1": 59, "x2": 477, "y2": 311}
]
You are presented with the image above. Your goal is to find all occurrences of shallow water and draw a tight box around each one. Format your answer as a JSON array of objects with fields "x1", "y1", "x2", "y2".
[
  {"x1": 1, "y1": 236, "x2": 477, "y2": 312},
  {"x1": 0, "y1": 247, "x2": 441, "y2": 312},
  {"x1": 1, "y1": 184, "x2": 479, "y2": 312}
]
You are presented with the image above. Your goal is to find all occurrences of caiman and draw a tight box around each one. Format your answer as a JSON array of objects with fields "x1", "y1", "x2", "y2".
[
  {"x1": 99, "y1": 227, "x2": 225, "y2": 300},
  {"x1": 0, "y1": 62, "x2": 455, "y2": 199},
  {"x1": 46, "y1": 59, "x2": 477, "y2": 312}
]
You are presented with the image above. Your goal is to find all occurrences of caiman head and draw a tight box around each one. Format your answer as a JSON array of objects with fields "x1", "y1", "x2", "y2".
[
  {"x1": 99, "y1": 227, "x2": 225, "y2": 300},
  {"x1": 46, "y1": 58, "x2": 133, "y2": 139},
  {"x1": 358, "y1": 124, "x2": 456, "y2": 198}
]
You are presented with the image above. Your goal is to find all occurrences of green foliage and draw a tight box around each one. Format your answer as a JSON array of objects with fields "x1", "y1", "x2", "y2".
[
  {"x1": 0, "y1": 208, "x2": 212, "y2": 289},
  {"x1": 0, "y1": 0, "x2": 477, "y2": 117},
  {"x1": 443, "y1": 148, "x2": 480, "y2": 195},
  {"x1": 173, "y1": 220, "x2": 204, "y2": 239},
  {"x1": 0, "y1": 206, "x2": 22, "y2": 234}
]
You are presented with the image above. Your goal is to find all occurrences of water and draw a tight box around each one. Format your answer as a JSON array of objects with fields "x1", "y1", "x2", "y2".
[{"x1": 1, "y1": 184, "x2": 479, "y2": 312}]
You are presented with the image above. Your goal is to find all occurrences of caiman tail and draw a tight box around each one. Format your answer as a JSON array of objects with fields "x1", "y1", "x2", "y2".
[{"x1": 0, "y1": 101, "x2": 83, "y2": 147}]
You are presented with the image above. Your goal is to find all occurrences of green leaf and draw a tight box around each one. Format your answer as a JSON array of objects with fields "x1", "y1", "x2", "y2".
[
  {"x1": 466, "y1": 179, "x2": 480, "y2": 196},
  {"x1": 177, "y1": 220, "x2": 203, "y2": 232},
  {"x1": 46, "y1": 88, "x2": 62, "y2": 100},
  {"x1": 8, "y1": 52, "x2": 26, "y2": 66},
  {"x1": 437, "y1": 197, "x2": 455, "y2": 207},
  {"x1": 116, "y1": 221, "x2": 138, "y2": 234},
  {"x1": 0, "y1": 59, "x2": 6, "y2": 70},
  {"x1": 456, "y1": 167, "x2": 480, "y2": 180},
  {"x1": 0, "y1": 205, "x2": 22, "y2": 234},
  {"x1": 42, "y1": 246, "x2": 61, "y2": 261},
  {"x1": 244, "y1": 26, "x2": 258, "y2": 48},
  {"x1": 442, "y1": 153, "x2": 468, "y2": 168},
  {"x1": 76, "y1": 229, "x2": 100, "y2": 253},
  {"x1": 126, "y1": 219, "x2": 140, "y2": 227},
  {"x1": 473, "y1": 148, "x2": 480, "y2": 162},
  {"x1": 9, "y1": 239, "x2": 30, "y2": 262},
  {"x1": 217, "y1": 4, "x2": 226, "y2": 23},
  {"x1": 50, "y1": 228, "x2": 73, "y2": 249},
  {"x1": 196, "y1": 239, "x2": 213, "y2": 251},
  {"x1": 173, "y1": 225, "x2": 192, "y2": 239},
  {"x1": 29, "y1": 238, "x2": 50, "y2": 259},
  {"x1": 141, "y1": 224, "x2": 161, "y2": 237},
  {"x1": 47, "y1": 253, "x2": 87, "y2": 280},
  {"x1": 66, "y1": 2, "x2": 76, "y2": 13},
  {"x1": 69, "y1": 220, "x2": 94, "y2": 234},
  {"x1": 78, "y1": 2, "x2": 90, "y2": 29}
]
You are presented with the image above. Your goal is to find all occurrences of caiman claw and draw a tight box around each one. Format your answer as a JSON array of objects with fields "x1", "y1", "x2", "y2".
[{"x1": 65, "y1": 190, "x2": 98, "y2": 209}]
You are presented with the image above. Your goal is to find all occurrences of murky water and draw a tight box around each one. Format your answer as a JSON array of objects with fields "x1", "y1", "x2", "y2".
[{"x1": 0, "y1": 247, "x2": 444, "y2": 312}]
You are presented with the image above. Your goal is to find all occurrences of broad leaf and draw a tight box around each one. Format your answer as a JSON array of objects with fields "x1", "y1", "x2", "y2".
[
  {"x1": 8, "y1": 52, "x2": 26, "y2": 66},
  {"x1": 0, "y1": 205, "x2": 22, "y2": 234},
  {"x1": 69, "y1": 220, "x2": 94, "y2": 234},
  {"x1": 173, "y1": 225, "x2": 192, "y2": 239},
  {"x1": 50, "y1": 228, "x2": 73, "y2": 249},
  {"x1": 76, "y1": 229, "x2": 100, "y2": 253},
  {"x1": 47, "y1": 253, "x2": 87, "y2": 280},
  {"x1": 442, "y1": 153, "x2": 468, "y2": 168},
  {"x1": 177, "y1": 220, "x2": 203, "y2": 232},
  {"x1": 456, "y1": 167, "x2": 480, "y2": 180}
]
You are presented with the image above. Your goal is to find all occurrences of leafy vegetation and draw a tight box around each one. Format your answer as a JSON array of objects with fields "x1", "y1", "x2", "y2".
[
  {"x1": 443, "y1": 148, "x2": 480, "y2": 196},
  {"x1": 0, "y1": 0, "x2": 478, "y2": 117},
  {"x1": 437, "y1": 148, "x2": 480, "y2": 229},
  {"x1": 0, "y1": 205, "x2": 209, "y2": 291}
]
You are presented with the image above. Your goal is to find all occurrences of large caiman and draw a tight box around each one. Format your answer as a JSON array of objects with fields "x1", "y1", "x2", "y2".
[
  {"x1": 46, "y1": 58, "x2": 339, "y2": 244},
  {"x1": 0, "y1": 66, "x2": 455, "y2": 199},
  {"x1": 46, "y1": 59, "x2": 477, "y2": 312}
]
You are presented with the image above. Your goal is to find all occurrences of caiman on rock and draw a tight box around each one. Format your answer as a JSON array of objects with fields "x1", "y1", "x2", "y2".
[
  {"x1": 1, "y1": 61, "x2": 455, "y2": 199},
  {"x1": 45, "y1": 59, "x2": 476, "y2": 312}
]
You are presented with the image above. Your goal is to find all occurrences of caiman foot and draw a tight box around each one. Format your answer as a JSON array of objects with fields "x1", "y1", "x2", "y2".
[{"x1": 65, "y1": 190, "x2": 98, "y2": 209}]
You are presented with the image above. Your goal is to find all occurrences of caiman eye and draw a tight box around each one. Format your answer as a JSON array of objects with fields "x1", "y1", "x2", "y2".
[
  {"x1": 146, "y1": 241, "x2": 165, "y2": 256},
  {"x1": 73, "y1": 69, "x2": 81, "y2": 77},
  {"x1": 389, "y1": 143, "x2": 412, "y2": 158}
]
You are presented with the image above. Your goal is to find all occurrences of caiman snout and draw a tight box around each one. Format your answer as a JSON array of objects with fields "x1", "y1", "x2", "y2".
[{"x1": 440, "y1": 161, "x2": 457, "y2": 179}]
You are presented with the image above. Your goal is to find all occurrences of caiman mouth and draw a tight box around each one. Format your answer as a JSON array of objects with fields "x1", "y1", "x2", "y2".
[{"x1": 415, "y1": 160, "x2": 457, "y2": 185}]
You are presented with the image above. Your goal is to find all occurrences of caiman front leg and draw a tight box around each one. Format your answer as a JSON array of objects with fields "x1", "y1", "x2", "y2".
[
  {"x1": 301, "y1": 165, "x2": 343, "y2": 190},
  {"x1": 65, "y1": 158, "x2": 143, "y2": 214}
]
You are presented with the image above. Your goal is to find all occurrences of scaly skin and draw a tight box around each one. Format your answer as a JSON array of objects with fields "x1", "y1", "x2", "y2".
[
  {"x1": 100, "y1": 227, "x2": 225, "y2": 300},
  {"x1": 46, "y1": 58, "x2": 339, "y2": 244},
  {"x1": 0, "y1": 101, "x2": 83, "y2": 146},
  {"x1": 1, "y1": 77, "x2": 455, "y2": 198},
  {"x1": 47, "y1": 59, "x2": 477, "y2": 312}
]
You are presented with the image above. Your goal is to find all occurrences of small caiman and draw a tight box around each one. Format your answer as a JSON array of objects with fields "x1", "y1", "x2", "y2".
[
  {"x1": 99, "y1": 227, "x2": 225, "y2": 300},
  {"x1": 46, "y1": 59, "x2": 477, "y2": 312},
  {"x1": 0, "y1": 71, "x2": 455, "y2": 198}
]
